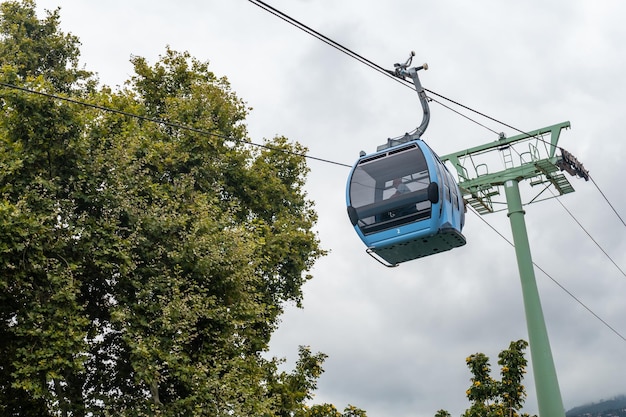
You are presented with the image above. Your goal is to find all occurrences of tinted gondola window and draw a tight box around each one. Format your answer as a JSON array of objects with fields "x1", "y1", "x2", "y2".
[{"x1": 349, "y1": 144, "x2": 432, "y2": 233}]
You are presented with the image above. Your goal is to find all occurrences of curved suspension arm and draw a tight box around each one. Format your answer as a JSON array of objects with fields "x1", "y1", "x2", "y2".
[{"x1": 393, "y1": 51, "x2": 430, "y2": 140}]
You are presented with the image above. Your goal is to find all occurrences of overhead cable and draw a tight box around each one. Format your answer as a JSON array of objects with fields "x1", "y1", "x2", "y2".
[
  {"x1": 467, "y1": 207, "x2": 626, "y2": 343},
  {"x1": 0, "y1": 81, "x2": 351, "y2": 168},
  {"x1": 590, "y1": 176, "x2": 626, "y2": 228},
  {"x1": 249, "y1": 0, "x2": 626, "y2": 234},
  {"x1": 248, "y1": 0, "x2": 626, "y2": 344},
  {"x1": 549, "y1": 188, "x2": 626, "y2": 280},
  {"x1": 4, "y1": 3, "x2": 624, "y2": 345},
  {"x1": 248, "y1": 0, "x2": 510, "y2": 137}
]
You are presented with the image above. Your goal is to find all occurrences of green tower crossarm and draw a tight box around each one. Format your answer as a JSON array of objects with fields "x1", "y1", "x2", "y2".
[
  {"x1": 440, "y1": 121, "x2": 571, "y2": 181},
  {"x1": 438, "y1": 121, "x2": 575, "y2": 210}
]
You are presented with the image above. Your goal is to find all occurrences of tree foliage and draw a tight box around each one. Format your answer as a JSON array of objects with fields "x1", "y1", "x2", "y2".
[
  {"x1": 0, "y1": 1, "x2": 363, "y2": 416},
  {"x1": 436, "y1": 340, "x2": 536, "y2": 417}
]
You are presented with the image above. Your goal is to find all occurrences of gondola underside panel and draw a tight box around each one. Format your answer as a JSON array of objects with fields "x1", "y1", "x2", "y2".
[{"x1": 368, "y1": 227, "x2": 466, "y2": 266}]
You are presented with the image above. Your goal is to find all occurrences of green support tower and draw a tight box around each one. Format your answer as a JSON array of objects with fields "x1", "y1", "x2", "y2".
[{"x1": 441, "y1": 122, "x2": 589, "y2": 417}]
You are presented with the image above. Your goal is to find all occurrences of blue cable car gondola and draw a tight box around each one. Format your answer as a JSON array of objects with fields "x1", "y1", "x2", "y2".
[{"x1": 346, "y1": 53, "x2": 466, "y2": 266}]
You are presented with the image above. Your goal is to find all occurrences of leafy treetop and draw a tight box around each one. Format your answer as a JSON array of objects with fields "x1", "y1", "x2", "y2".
[
  {"x1": 0, "y1": 1, "x2": 361, "y2": 416},
  {"x1": 435, "y1": 340, "x2": 536, "y2": 417}
]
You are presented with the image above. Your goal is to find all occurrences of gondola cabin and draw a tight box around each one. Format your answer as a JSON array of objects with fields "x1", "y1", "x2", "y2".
[{"x1": 346, "y1": 139, "x2": 466, "y2": 266}]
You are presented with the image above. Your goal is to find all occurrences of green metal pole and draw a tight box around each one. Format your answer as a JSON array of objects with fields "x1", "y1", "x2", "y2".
[{"x1": 504, "y1": 179, "x2": 565, "y2": 417}]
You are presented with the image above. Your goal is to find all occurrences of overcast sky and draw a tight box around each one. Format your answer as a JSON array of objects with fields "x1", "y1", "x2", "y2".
[{"x1": 33, "y1": 1, "x2": 626, "y2": 416}]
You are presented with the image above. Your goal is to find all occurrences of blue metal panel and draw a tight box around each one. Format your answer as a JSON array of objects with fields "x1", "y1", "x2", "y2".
[{"x1": 346, "y1": 139, "x2": 466, "y2": 265}]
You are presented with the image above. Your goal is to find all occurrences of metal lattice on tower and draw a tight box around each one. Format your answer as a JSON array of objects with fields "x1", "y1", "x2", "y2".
[{"x1": 441, "y1": 121, "x2": 588, "y2": 216}]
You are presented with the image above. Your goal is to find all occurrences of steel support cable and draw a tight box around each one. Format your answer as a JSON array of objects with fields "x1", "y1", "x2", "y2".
[
  {"x1": 425, "y1": 96, "x2": 500, "y2": 135},
  {"x1": 505, "y1": 139, "x2": 626, "y2": 264},
  {"x1": 590, "y1": 176, "x2": 626, "y2": 228},
  {"x1": 5, "y1": 71, "x2": 624, "y2": 347},
  {"x1": 9, "y1": 85, "x2": 622, "y2": 342},
  {"x1": 249, "y1": 1, "x2": 626, "y2": 341},
  {"x1": 248, "y1": 0, "x2": 502, "y2": 136},
  {"x1": 248, "y1": 0, "x2": 404, "y2": 85},
  {"x1": 249, "y1": 0, "x2": 626, "y2": 213},
  {"x1": 487, "y1": 129, "x2": 626, "y2": 282},
  {"x1": 548, "y1": 188, "x2": 626, "y2": 280},
  {"x1": 467, "y1": 207, "x2": 626, "y2": 343},
  {"x1": 248, "y1": 0, "x2": 568, "y2": 143},
  {"x1": 424, "y1": 88, "x2": 524, "y2": 136},
  {"x1": 4, "y1": 3, "x2": 621, "y2": 343},
  {"x1": 0, "y1": 81, "x2": 351, "y2": 168},
  {"x1": 250, "y1": 0, "x2": 626, "y2": 228}
]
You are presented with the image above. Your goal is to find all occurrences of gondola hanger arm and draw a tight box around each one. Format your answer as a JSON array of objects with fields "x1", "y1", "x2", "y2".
[{"x1": 389, "y1": 51, "x2": 430, "y2": 141}]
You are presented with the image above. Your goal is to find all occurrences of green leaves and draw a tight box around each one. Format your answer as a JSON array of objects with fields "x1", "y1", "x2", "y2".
[
  {"x1": 497, "y1": 340, "x2": 529, "y2": 413},
  {"x1": 437, "y1": 340, "x2": 535, "y2": 417},
  {"x1": 0, "y1": 0, "x2": 93, "y2": 91},
  {"x1": 0, "y1": 2, "x2": 332, "y2": 415}
]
